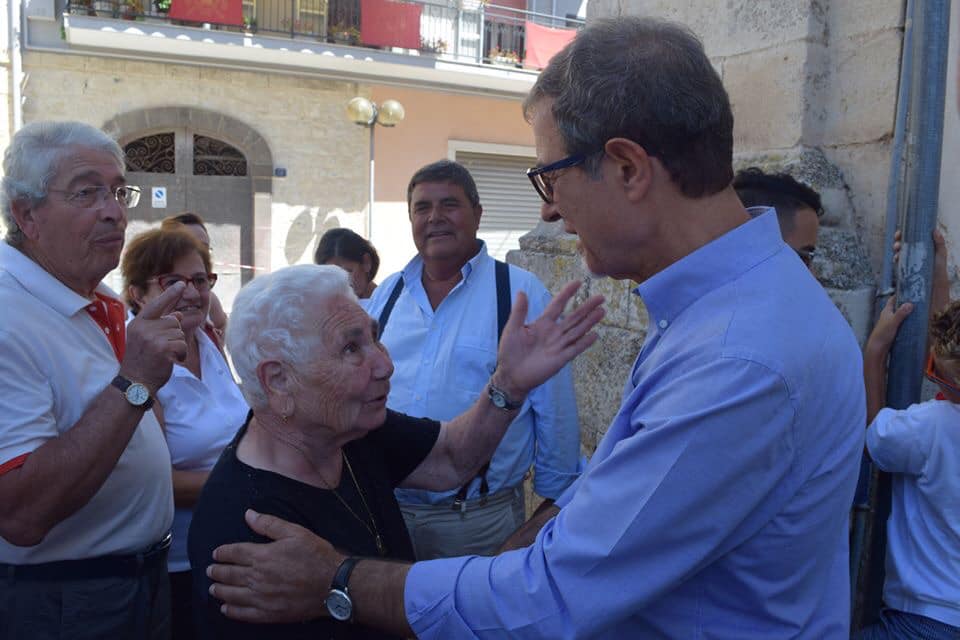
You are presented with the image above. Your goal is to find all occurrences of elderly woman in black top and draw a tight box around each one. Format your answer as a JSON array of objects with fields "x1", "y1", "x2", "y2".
[{"x1": 188, "y1": 264, "x2": 602, "y2": 640}]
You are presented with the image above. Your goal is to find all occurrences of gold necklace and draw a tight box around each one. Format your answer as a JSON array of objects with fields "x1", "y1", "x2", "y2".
[
  {"x1": 340, "y1": 452, "x2": 386, "y2": 556},
  {"x1": 255, "y1": 420, "x2": 386, "y2": 556}
]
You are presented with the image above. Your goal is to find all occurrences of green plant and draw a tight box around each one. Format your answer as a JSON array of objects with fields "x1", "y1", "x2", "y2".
[
  {"x1": 121, "y1": 0, "x2": 143, "y2": 15},
  {"x1": 420, "y1": 37, "x2": 447, "y2": 54},
  {"x1": 154, "y1": 0, "x2": 170, "y2": 12},
  {"x1": 490, "y1": 47, "x2": 520, "y2": 63},
  {"x1": 329, "y1": 23, "x2": 360, "y2": 44}
]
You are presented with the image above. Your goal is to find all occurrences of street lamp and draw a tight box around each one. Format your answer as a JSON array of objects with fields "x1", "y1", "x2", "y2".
[{"x1": 346, "y1": 96, "x2": 405, "y2": 237}]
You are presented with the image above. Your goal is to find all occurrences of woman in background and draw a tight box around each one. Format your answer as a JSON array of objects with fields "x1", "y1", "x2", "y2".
[
  {"x1": 161, "y1": 212, "x2": 229, "y2": 337},
  {"x1": 314, "y1": 227, "x2": 380, "y2": 298},
  {"x1": 122, "y1": 228, "x2": 248, "y2": 640}
]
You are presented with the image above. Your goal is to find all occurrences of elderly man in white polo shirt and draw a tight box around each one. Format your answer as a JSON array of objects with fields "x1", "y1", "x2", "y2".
[{"x1": 0, "y1": 121, "x2": 186, "y2": 638}]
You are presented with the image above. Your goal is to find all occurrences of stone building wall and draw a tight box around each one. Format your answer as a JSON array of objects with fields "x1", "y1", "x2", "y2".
[
  {"x1": 18, "y1": 51, "x2": 369, "y2": 269},
  {"x1": 513, "y1": 1, "x2": 907, "y2": 455}
]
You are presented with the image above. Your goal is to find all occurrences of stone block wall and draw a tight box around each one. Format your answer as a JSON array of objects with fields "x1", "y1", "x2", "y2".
[{"x1": 509, "y1": 222, "x2": 647, "y2": 454}]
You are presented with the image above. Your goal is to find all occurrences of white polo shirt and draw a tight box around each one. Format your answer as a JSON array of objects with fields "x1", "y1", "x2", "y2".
[
  {"x1": 0, "y1": 241, "x2": 173, "y2": 564},
  {"x1": 158, "y1": 329, "x2": 248, "y2": 572}
]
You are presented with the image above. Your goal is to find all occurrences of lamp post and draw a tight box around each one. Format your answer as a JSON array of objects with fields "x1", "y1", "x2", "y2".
[{"x1": 346, "y1": 96, "x2": 405, "y2": 238}]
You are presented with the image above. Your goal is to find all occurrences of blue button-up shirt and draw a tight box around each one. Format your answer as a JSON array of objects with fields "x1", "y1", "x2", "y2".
[
  {"x1": 364, "y1": 242, "x2": 581, "y2": 505},
  {"x1": 404, "y1": 211, "x2": 865, "y2": 638}
]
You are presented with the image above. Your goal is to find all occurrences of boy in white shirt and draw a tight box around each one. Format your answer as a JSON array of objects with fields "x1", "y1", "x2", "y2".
[{"x1": 858, "y1": 236, "x2": 960, "y2": 638}]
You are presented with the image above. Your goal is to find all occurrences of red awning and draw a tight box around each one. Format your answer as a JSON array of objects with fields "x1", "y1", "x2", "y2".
[
  {"x1": 523, "y1": 20, "x2": 576, "y2": 70},
  {"x1": 168, "y1": 0, "x2": 243, "y2": 26},
  {"x1": 360, "y1": 0, "x2": 422, "y2": 50}
]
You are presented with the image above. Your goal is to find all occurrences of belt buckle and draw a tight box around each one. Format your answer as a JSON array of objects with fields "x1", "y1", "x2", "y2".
[{"x1": 451, "y1": 498, "x2": 466, "y2": 514}]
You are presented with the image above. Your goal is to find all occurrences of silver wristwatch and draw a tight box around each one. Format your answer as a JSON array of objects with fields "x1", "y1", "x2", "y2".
[
  {"x1": 488, "y1": 380, "x2": 522, "y2": 411},
  {"x1": 325, "y1": 557, "x2": 361, "y2": 622},
  {"x1": 111, "y1": 375, "x2": 154, "y2": 410}
]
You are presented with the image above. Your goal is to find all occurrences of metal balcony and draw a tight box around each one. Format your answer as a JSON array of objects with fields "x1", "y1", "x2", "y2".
[{"x1": 64, "y1": 0, "x2": 583, "y2": 68}]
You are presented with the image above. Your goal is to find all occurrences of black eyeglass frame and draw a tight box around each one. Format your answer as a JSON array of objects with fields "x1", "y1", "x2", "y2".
[{"x1": 526, "y1": 153, "x2": 589, "y2": 204}]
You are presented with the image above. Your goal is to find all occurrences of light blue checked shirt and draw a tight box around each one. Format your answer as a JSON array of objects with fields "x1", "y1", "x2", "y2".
[{"x1": 364, "y1": 242, "x2": 581, "y2": 506}]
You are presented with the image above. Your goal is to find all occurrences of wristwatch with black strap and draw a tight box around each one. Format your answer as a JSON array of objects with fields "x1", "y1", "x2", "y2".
[
  {"x1": 488, "y1": 379, "x2": 523, "y2": 411},
  {"x1": 325, "y1": 556, "x2": 361, "y2": 622},
  {"x1": 111, "y1": 375, "x2": 154, "y2": 410}
]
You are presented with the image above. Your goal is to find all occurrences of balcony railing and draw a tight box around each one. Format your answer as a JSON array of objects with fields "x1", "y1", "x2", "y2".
[{"x1": 65, "y1": 0, "x2": 584, "y2": 68}]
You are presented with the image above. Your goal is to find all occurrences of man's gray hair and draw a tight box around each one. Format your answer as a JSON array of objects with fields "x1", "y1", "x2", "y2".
[
  {"x1": 1, "y1": 121, "x2": 125, "y2": 245},
  {"x1": 226, "y1": 264, "x2": 357, "y2": 410},
  {"x1": 523, "y1": 17, "x2": 734, "y2": 198}
]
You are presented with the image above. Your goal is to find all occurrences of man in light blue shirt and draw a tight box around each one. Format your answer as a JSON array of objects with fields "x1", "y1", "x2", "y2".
[
  {"x1": 207, "y1": 17, "x2": 865, "y2": 638},
  {"x1": 365, "y1": 160, "x2": 581, "y2": 559}
]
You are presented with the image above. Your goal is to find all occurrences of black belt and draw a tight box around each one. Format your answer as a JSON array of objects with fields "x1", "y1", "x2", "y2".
[{"x1": 1, "y1": 532, "x2": 171, "y2": 581}]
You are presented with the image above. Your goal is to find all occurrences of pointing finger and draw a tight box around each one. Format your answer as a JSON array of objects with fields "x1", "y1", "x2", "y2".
[{"x1": 138, "y1": 281, "x2": 186, "y2": 320}]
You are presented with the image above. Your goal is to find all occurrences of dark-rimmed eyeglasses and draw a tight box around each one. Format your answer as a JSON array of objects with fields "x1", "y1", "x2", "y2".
[
  {"x1": 526, "y1": 153, "x2": 590, "y2": 204},
  {"x1": 47, "y1": 185, "x2": 141, "y2": 209},
  {"x1": 925, "y1": 352, "x2": 960, "y2": 396},
  {"x1": 148, "y1": 273, "x2": 218, "y2": 292}
]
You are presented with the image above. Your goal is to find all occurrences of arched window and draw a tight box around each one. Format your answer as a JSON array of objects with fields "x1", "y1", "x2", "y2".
[
  {"x1": 193, "y1": 135, "x2": 247, "y2": 176},
  {"x1": 123, "y1": 132, "x2": 175, "y2": 173}
]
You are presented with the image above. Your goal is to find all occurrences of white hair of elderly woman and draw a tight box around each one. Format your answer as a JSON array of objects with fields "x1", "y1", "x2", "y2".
[{"x1": 227, "y1": 263, "x2": 357, "y2": 410}]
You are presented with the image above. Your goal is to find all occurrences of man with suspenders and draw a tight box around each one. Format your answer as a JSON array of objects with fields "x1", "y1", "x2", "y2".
[{"x1": 364, "y1": 159, "x2": 581, "y2": 559}]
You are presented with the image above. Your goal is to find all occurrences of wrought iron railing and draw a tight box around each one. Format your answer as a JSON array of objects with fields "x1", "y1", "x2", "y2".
[{"x1": 64, "y1": 0, "x2": 584, "y2": 67}]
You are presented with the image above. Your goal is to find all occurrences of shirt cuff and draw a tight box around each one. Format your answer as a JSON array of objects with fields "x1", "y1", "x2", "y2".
[{"x1": 405, "y1": 556, "x2": 477, "y2": 639}]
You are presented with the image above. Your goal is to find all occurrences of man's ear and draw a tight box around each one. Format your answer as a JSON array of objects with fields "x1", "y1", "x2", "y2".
[
  {"x1": 10, "y1": 197, "x2": 40, "y2": 241},
  {"x1": 473, "y1": 203, "x2": 483, "y2": 225},
  {"x1": 603, "y1": 138, "x2": 654, "y2": 203}
]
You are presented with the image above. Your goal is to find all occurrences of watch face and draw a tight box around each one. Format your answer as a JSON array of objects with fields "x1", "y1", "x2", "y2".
[
  {"x1": 126, "y1": 383, "x2": 150, "y2": 406},
  {"x1": 491, "y1": 390, "x2": 507, "y2": 409},
  {"x1": 326, "y1": 589, "x2": 352, "y2": 622}
]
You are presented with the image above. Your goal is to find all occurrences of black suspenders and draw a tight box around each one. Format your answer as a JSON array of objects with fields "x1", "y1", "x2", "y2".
[{"x1": 377, "y1": 260, "x2": 512, "y2": 511}]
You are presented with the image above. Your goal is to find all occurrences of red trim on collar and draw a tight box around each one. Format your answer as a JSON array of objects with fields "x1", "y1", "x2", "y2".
[{"x1": 85, "y1": 293, "x2": 126, "y2": 362}]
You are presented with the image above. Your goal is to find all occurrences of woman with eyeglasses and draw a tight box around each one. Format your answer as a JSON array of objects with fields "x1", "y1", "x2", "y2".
[{"x1": 121, "y1": 228, "x2": 248, "y2": 640}]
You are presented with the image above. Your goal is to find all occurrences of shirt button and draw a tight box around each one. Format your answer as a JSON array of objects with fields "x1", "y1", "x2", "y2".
[
  {"x1": 104, "y1": 327, "x2": 110, "y2": 334},
  {"x1": 658, "y1": 319, "x2": 668, "y2": 329}
]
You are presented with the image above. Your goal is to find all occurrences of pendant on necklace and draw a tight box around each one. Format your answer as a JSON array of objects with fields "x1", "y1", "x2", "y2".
[{"x1": 375, "y1": 534, "x2": 386, "y2": 556}]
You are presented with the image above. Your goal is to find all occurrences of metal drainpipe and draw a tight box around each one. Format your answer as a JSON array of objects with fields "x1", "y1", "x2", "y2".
[
  {"x1": 9, "y1": 0, "x2": 23, "y2": 131},
  {"x1": 852, "y1": 0, "x2": 950, "y2": 629},
  {"x1": 849, "y1": 0, "x2": 913, "y2": 621}
]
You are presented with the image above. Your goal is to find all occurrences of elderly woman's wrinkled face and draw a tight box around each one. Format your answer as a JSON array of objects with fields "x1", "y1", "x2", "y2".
[{"x1": 293, "y1": 294, "x2": 393, "y2": 436}]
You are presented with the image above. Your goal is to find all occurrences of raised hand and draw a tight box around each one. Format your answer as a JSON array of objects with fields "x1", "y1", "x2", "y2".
[
  {"x1": 865, "y1": 296, "x2": 913, "y2": 359},
  {"x1": 492, "y1": 280, "x2": 604, "y2": 399},
  {"x1": 209, "y1": 510, "x2": 339, "y2": 623},
  {"x1": 120, "y1": 281, "x2": 188, "y2": 392}
]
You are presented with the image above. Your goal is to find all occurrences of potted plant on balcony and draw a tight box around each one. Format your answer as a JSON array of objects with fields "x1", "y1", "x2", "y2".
[
  {"x1": 490, "y1": 47, "x2": 520, "y2": 66},
  {"x1": 419, "y1": 37, "x2": 447, "y2": 57},
  {"x1": 153, "y1": 0, "x2": 170, "y2": 14},
  {"x1": 328, "y1": 24, "x2": 360, "y2": 46},
  {"x1": 120, "y1": 0, "x2": 143, "y2": 19}
]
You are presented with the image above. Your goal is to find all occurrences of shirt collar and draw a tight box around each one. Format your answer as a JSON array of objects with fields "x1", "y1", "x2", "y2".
[
  {"x1": 0, "y1": 241, "x2": 121, "y2": 317},
  {"x1": 401, "y1": 240, "x2": 490, "y2": 285},
  {"x1": 635, "y1": 208, "x2": 782, "y2": 328}
]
